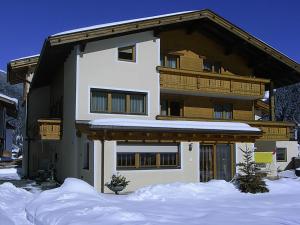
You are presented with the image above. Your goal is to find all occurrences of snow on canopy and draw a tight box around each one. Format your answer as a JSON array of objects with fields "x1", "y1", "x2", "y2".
[{"x1": 88, "y1": 118, "x2": 260, "y2": 132}]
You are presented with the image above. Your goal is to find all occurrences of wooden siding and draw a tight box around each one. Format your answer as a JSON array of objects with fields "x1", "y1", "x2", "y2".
[
  {"x1": 160, "y1": 29, "x2": 253, "y2": 76},
  {"x1": 159, "y1": 67, "x2": 269, "y2": 99},
  {"x1": 38, "y1": 119, "x2": 62, "y2": 140},
  {"x1": 156, "y1": 116, "x2": 294, "y2": 141},
  {"x1": 248, "y1": 121, "x2": 293, "y2": 141},
  {"x1": 161, "y1": 94, "x2": 254, "y2": 121}
]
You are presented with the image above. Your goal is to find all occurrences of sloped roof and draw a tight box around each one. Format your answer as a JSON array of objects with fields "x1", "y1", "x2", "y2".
[
  {"x1": 15, "y1": 9, "x2": 300, "y2": 88},
  {"x1": 7, "y1": 55, "x2": 39, "y2": 84}
]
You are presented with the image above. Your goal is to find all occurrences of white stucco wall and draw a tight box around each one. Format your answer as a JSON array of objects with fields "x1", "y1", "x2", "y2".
[
  {"x1": 276, "y1": 141, "x2": 299, "y2": 171},
  {"x1": 76, "y1": 31, "x2": 160, "y2": 121},
  {"x1": 94, "y1": 141, "x2": 199, "y2": 193}
]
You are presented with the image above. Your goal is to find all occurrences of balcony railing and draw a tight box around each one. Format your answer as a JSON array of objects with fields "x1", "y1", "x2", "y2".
[
  {"x1": 247, "y1": 121, "x2": 294, "y2": 141},
  {"x1": 156, "y1": 115, "x2": 294, "y2": 141},
  {"x1": 158, "y1": 67, "x2": 270, "y2": 99},
  {"x1": 37, "y1": 119, "x2": 62, "y2": 140}
]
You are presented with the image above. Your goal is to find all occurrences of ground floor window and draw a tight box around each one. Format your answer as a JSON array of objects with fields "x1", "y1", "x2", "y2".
[
  {"x1": 276, "y1": 148, "x2": 287, "y2": 162},
  {"x1": 116, "y1": 142, "x2": 180, "y2": 170}
]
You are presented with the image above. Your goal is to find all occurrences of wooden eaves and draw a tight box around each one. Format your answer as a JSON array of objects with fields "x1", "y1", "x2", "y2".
[
  {"x1": 75, "y1": 121, "x2": 262, "y2": 143},
  {"x1": 31, "y1": 9, "x2": 300, "y2": 89},
  {"x1": 7, "y1": 55, "x2": 39, "y2": 85}
]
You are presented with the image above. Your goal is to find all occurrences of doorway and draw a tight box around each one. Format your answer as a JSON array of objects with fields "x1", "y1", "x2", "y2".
[{"x1": 200, "y1": 144, "x2": 234, "y2": 182}]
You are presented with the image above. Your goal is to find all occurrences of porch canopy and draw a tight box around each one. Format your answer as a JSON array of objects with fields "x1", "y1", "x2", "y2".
[{"x1": 76, "y1": 118, "x2": 262, "y2": 142}]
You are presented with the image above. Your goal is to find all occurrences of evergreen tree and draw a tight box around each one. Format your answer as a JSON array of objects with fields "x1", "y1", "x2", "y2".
[{"x1": 235, "y1": 145, "x2": 269, "y2": 193}]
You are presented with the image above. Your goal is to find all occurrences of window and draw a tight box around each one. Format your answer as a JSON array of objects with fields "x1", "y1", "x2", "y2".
[
  {"x1": 112, "y1": 93, "x2": 126, "y2": 113},
  {"x1": 83, "y1": 142, "x2": 90, "y2": 170},
  {"x1": 140, "y1": 153, "x2": 157, "y2": 168},
  {"x1": 203, "y1": 59, "x2": 213, "y2": 72},
  {"x1": 160, "y1": 100, "x2": 168, "y2": 116},
  {"x1": 276, "y1": 148, "x2": 287, "y2": 162},
  {"x1": 160, "y1": 153, "x2": 177, "y2": 167},
  {"x1": 130, "y1": 94, "x2": 146, "y2": 114},
  {"x1": 90, "y1": 90, "x2": 108, "y2": 113},
  {"x1": 161, "y1": 55, "x2": 179, "y2": 69},
  {"x1": 90, "y1": 89, "x2": 147, "y2": 115},
  {"x1": 116, "y1": 143, "x2": 180, "y2": 170},
  {"x1": 160, "y1": 99, "x2": 182, "y2": 117},
  {"x1": 203, "y1": 59, "x2": 221, "y2": 74},
  {"x1": 213, "y1": 104, "x2": 233, "y2": 120},
  {"x1": 118, "y1": 45, "x2": 135, "y2": 62},
  {"x1": 117, "y1": 153, "x2": 136, "y2": 168}
]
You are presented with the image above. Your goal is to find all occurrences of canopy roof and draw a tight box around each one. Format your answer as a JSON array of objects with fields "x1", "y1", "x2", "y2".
[
  {"x1": 9, "y1": 9, "x2": 300, "y2": 89},
  {"x1": 76, "y1": 118, "x2": 262, "y2": 142}
]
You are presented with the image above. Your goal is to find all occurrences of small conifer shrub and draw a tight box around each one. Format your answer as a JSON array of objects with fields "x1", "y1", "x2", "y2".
[
  {"x1": 235, "y1": 145, "x2": 269, "y2": 193},
  {"x1": 105, "y1": 174, "x2": 130, "y2": 194}
]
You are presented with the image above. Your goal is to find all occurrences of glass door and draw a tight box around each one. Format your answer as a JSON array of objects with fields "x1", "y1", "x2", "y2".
[
  {"x1": 215, "y1": 144, "x2": 232, "y2": 181},
  {"x1": 200, "y1": 145, "x2": 214, "y2": 182}
]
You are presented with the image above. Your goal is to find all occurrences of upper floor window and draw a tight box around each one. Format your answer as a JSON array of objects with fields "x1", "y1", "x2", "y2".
[
  {"x1": 118, "y1": 45, "x2": 136, "y2": 62},
  {"x1": 213, "y1": 104, "x2": 233, "y2": 120},
  {"x1": 161, "y1": 55, "x2": 179, "y2": 69},
  {"x1": 160, "y1": 99, "x2": 182, "y2": 117},
  {"x1": 90, "y1": 88, "x2": 146, "y2": 115},
  {"x1": 203, "y1": 59, "x2": 221, "y2": 74},
  {"x1": 276, "y1": 148, "x2": 287, "y2": 162}
]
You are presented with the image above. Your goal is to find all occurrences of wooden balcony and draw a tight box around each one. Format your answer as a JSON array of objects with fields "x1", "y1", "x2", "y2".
[
  {"x1": 156, "y1": 116, "x2": 295, "y2": 141},
  {"x1": 158, "y1": 67, "x2": 270, "y2": 99},
  {"x1": 37, "y1": 119, "x2": 62, "y2": 140},
  {"x1": 247, "y1": 121, "x2": 294, "y2": 141}
]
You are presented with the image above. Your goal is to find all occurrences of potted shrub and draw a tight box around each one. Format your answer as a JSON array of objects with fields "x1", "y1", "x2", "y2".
[{"x1": 105, "y1": 174, "x2": 130, "y2": 194}]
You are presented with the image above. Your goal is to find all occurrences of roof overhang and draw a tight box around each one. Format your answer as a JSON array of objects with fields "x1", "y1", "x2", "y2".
[
  {"x1": 0, "y1": 95, "x2": 18, "y2": 118},
  {"x1": 76, "y1": 119, "x2": 262, "y2": 142},
  {"x1": 7, "y1": 55, "x2": 39, "y2": 85},
  {"x1": 30, "y1": 9, "x2": 300, "y2": 89}
]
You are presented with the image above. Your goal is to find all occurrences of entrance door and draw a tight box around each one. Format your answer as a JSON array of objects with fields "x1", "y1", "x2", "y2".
[
  {"x1": 200, "y1": 144, "x2": 234, "y2": 182},
  {"x1": 200, "y1": 145, "x2": 214, "y2": 182},
  {"x1": 215, "y1": 144, "x2": 232, "y2": 181}
]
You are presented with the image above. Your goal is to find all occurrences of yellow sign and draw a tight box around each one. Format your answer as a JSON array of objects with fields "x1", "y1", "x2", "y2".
[{"x1": 255, "y1": 152, "x2": 273, "y2": 163}]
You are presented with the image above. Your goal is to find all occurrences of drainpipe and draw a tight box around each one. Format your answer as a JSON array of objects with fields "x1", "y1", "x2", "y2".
[{"x1": 101, "y1": 139, "x2": 105, "y2": 193}]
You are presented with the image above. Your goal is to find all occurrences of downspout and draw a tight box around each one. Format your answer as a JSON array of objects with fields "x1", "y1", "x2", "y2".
[
  {"x1": 26, "y1": 92, "x2": 30, "y2": 177},
  {"x1": 101, "y1": 139, "x2": 105, "y2": 193}
]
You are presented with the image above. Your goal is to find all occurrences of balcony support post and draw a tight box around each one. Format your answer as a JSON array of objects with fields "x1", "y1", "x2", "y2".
[{"x1": 269, "y1": 81, "x2": 275, "y2": 121}]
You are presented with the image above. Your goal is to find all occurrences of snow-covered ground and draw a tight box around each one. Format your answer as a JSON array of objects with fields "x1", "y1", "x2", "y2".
[
  {"x1": 1, "y1": 174, "x2": 300, "y2": 225},
  {"x1": 0, "y1": 168, "x2": 21, "y2": 180}
]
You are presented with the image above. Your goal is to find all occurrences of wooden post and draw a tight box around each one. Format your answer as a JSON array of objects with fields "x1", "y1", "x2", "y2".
[
  {"x1": 269, "y1": 81, "x2": 275, "y2": 121},
  {"x1": 101, "y1": 139, "x2": 105, "y2": 193}
]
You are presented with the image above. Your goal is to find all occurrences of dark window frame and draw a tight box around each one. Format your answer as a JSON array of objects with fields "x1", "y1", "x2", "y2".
[
  {"x1": 203, "y1": 59, "x2": 222, "y2": 74},
  {"x1": 116, "y1": 142, "x2": 181, "y2": 170},
  {"x1": 213, "y1": 103, "x2": 233, "y2": 120},
  {"x1": 276, "y1": 148, "x2": 287, "y2": 162},
  {"x1": 90, "y1": 88, "x2": 147, "y2": 115},
  {"x1": 118, "y1": 45, "x2": 136, "y2": 62}
]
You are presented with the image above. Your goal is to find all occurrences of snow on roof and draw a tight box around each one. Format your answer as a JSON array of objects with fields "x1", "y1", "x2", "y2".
[
  {"x1": 11, "y1": 54, "x2": 40, "y2": 62},
  {"x1": 52, "y1": 10, "x2": 195, "y2": 36},
  {"x1": 0, "y1": 93, "x2": 18, "y2": 105},
  {"x1": 88, "y1": 118, "x2": 260, "y2": 132},
  {"x1": 0, "y1": 69, "x2": 6, "y2": 74}
]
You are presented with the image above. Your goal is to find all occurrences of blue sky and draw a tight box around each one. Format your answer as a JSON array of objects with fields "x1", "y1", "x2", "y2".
[{"x1": 1, "y1": 0, "x2": 299, "y2": 71}]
